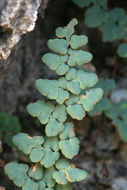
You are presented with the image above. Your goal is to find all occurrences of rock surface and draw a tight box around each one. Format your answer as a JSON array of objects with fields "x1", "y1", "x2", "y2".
[
  {"x1": 112, "y1": 178, "x2": 127, "y2": 190},
  {"x1": 110, "y1": 89, "x2": 127, "y2": 103},
  {"x1": 0, "y1": 0, "x2": 41, "y2": 61},
  {"x1": 0, "y1": 0, "x2": 50, "y2": 85},
  {"x1": 0, "y1": 0, "x2": 50, "y2": 112},
  {"x1": 0, "y1": 0, "x2": 75, "y2": 114}
]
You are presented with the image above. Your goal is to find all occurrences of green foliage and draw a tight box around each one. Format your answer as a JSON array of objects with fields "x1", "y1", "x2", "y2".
[
  {"x1": 53, "y1": 163, "x2": 87, "y2": 184},
  {"x1": 67, "y1": 104, "x2": 86, "y2": 120},
  {"x1": 105, "y1": 100, "x2": 127, "y2": 142},
  {"x1": 72, "y1": 0, "x2": 94, "y2": 8},
  {"x1": 13, "y1": 133, "x2": 44, "y2": 155},
  {"x1": 70, "y1": 35, "x2": 88, "y2": 49},
  {"x1": 5, "y1": 19, "x2": 103, "y2": 189},
  {"x1": 27, "y1": 100, "x2": 55, "y2": 124},
  {"x1": 0, "y1": 112, "x2": 21, "y2": 146},
  {"x1": 4, "y1": 162, "x2": 29, "y2": 187},
  {"x1": 89, "y1": 78, "x2": 115, "y2": 116},
  {"x1": 94, "y1": 78, "x2": 116, "y2": 95},
  {"x1": 28, "y1": 164, "x2": 43, "y2": 180},
  {"x1": 47, "y1": 39, "x2": 68, "y2": 55},
  {"x1": 79, "y1": 88, "x2": 103, "y2": 111},
  {"x1": 72, "y1": 0, "x2": 127, "y2": 58},
  {"x1": 117, "y1": 43, "x2": 127, "y2": 58},
  {"x1": 85, "y1": 5, "x2": 108, "y2": 27},
  {"x1": 89, "y1": 78, "x2": 127, "y2": 142},
  {"x1": 59, "y1": 122, "x2": 79, "y2": 159}
]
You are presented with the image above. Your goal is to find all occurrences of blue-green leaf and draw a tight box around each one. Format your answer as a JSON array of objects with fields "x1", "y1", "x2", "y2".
[
  {"x1": 67, "y1": 104, "x2": 86, "y2": 120},
  {"x1": 27, "y1": 100, "x2": 54, "y2": 124},
  {"x1": 68, "y1": 49, "x2": 93, "y2": 66},
  {"x1": 79, "y1": 88, "x2": 103, "y2": 111},
  {"x1": 12, "y1": 133, "x2": 44, "y2": 154},
  {"x1": 46, "y1": 118, "x2": 64, "y2": 137},
  {"x1": 35, "y1": 79, "x2": 59, "y2": 100},
  {"x1": 5, "y1": 162, "x2": 29, "y2": 187},
  {"x1": 85, "y1": 5, "x2": 108, "y2": 27},
  {"x1": 47, "y1": 39, "x2": 67, "y2": 55},
  {"x1": 70, "y1": 35, "x2": 88, "y2": 49},
  {"x1": 59, "y1": 137, "x2": 79, "y2": 159},
  {"x1": 117, "y1": 43, "x2": 127, "y2": 58},
  {"x1": 28, "y1": 164, "x2": 43, "y2": 180}
]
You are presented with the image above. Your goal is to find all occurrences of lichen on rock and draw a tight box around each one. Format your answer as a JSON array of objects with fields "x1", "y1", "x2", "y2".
[{"x1": 0, "y1": 0, "x2": 42, "y2": 61}]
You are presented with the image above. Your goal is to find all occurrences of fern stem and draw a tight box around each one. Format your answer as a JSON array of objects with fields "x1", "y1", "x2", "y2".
[{"x1": 111, "y1": 56, "x2": 118, "y2": 79}]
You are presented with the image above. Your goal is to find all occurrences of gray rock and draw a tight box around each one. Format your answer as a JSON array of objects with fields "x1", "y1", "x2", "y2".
[
  {"x1": 0, "y1": 0, "x2": 50, "y2": 113},
  {"x1": 0, "y1": 0, "x2": 73, "y2": 114},
  {"x1": 0, "y1": 0, "x2": 41, "y2": 61},
  {"x1": 110, "y1": 89, "x2": 127, "y2": 103},
  {"x1": 112, "y1": 177, "x2": 127, "y2": 190}
]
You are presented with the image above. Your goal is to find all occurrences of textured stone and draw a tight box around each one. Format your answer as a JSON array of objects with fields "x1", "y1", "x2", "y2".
[
  {"x1": 0, "y1": 0, "x2": 42, "y2": 61},
  {"x1": 112, "y1": 177, "x2": 127, "y2": 190},
  {"x1": 110, "y1": 89, "x2": 127, "y2": 103},
  {"x1": 0, "y1": 0, "x2": 70, "y2": 114}
]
